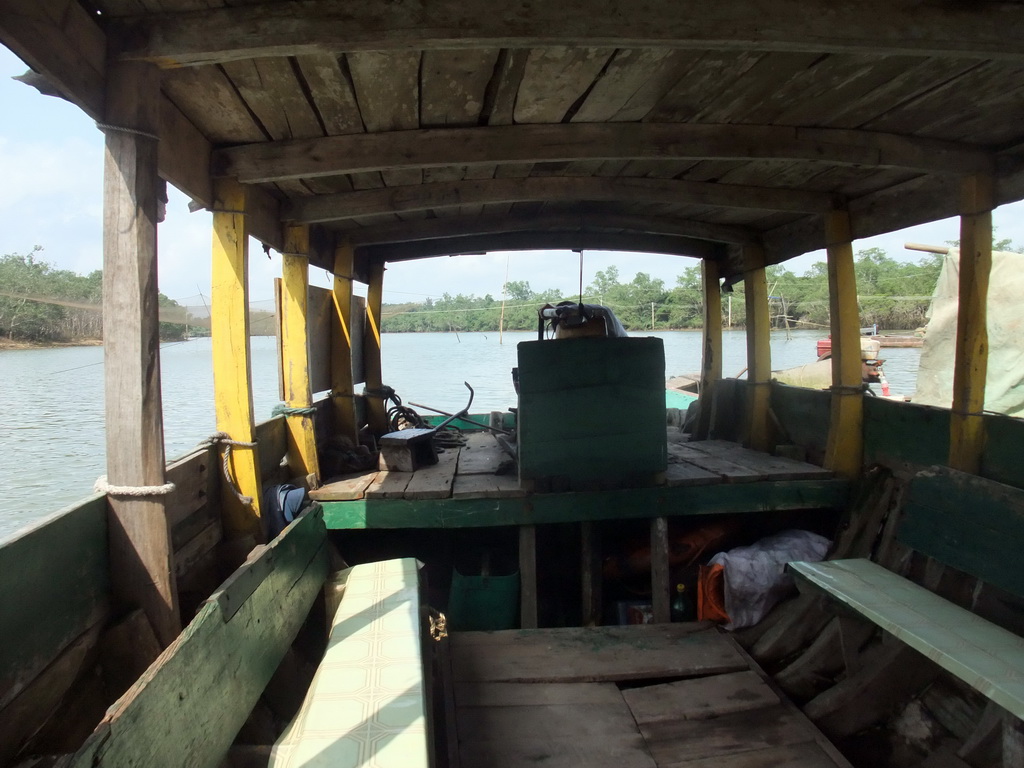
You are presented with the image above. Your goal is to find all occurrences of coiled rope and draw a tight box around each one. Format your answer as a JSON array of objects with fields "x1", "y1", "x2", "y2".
[{"x1": 198, "y1": 432, "x2": 258, "y2": 507}]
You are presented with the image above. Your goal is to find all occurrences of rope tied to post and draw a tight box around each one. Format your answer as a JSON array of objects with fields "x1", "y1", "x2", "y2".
[
  {"x1": 271, "y1": 404, "x2": 317, "y2": 417},
  {"x1": 95, "y1": 122, "x2": 161, "y2": 142},
  {"x1": 93, "y1": 476, "x2": 176, "y2": 497},
  {"x1": 198, "y1": 432, "x2": 258, "y2": 507}
]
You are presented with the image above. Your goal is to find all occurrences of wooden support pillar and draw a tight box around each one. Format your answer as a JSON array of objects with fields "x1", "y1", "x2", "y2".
[
  {"x1": 580, "y1": 521, "x2": 602, "y2": 627},
  {"x1": 101, "y1": 60, "x2": 180, "y2": 645},
  {"x1": 949, "y1": 174, "x2": 994, "y2": 474},
  {"x1": 211, "y1": 178, "x2": 263, "y2": 540},
  {"x1": 743, "y1": 244, "x2": 772, "y2": 452},
  {"x1": 280, "y1": 224, "x2": 320, "y2": 482},
  {"x1": 519, "y1": 525, "x2": 538, "y2": 628},
  {"x1": 364, "y1": 258, "x2": 389, "y2": 434},
  {"x1": 696, "y1": 258, "x2": 723, "y2": 440},
  {"x1": 330, "y1": 243, "x2": 360, "y2": 443},
  {"x1": 650, "y1": 517, "x2": 671, "y2": 623},
  {"x1": 823, "y1": 209, "x2": 864, "y2": 478}
]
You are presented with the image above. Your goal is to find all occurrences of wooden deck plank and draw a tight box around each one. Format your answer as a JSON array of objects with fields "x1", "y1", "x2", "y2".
[
  {"x1": 622, "y1": 670, "x2": 780, "y2": 725},
  {"x1": 662, "y1": 742, "x2": 846, "y2": 767},
  {"x1": 687, "y1": 440, "x2": 832, "y2": 480},
  {"x1": 459, "y1": 736, "x2": 656, "y2": 768},
  {"x1": 451, "y1": 473, "x2": 525, "y2": 499},
  {"x1": 457, "y1": 432, "x2": 506, "y2": 475},
  {"x1": 364, "y1": 470, "x2": 412, "y2": 499},
  {"x1": 668, "y1": 445, "x2": 766, "y2": 483},
  {"x1": 455, "y1": 681, "x2": 622, "y2": 707},
  {"x1": 450, "y1": 624, "x2": 747, "y2": 683},
  {"x1": 664, "y1": 461, "x2": 721, "y2": 487},
  {"x1": 309, "y1": 470, "x2": 377, "y2": 501},
  {"x1": 403, "y1": 447, "x2": 460, "y2": 499},
  {"x1": 639, "y1": 705, "x2": 819, "y2": 765}
]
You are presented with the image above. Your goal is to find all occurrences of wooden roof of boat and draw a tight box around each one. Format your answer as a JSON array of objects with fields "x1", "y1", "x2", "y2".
[{"x1": 5, "y1": 1, "x2": 1024, "y2": 279}]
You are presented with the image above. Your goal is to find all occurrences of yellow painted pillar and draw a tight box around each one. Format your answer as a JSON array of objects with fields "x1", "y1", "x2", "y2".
[
  {"x1": 743, "y1": 244, "x2": 772, "y2": 452},
  {"x1": 823, "y1": 210, "x2": 864, "y2": 478},
  {"x1": 211, "y1": 178, "x2": 263, "y2": 539},
  {"x1": 331, "y1": 243, "x2": 360, "y2": 443},
  {"x1": 364, "y1": 258, "x2": 389, "y2": 434},
  {"x1": 695, "y1": 258, "x2": 723, "y2": 440},
  {"x1": 280, "y1": 224, "x2": 321, "y2": 482},
  {"x1": 949, "y1": 174, "x2": 994, "y2": 474}
]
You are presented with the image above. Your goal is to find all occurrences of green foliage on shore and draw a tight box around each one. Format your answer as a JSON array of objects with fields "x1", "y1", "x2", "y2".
[
  {"x1": 381, "y1": 250, "x2": 950, "y2": 333},
  {"x1": 0, "y1": 248, "x2": 189, "y2": 343}
]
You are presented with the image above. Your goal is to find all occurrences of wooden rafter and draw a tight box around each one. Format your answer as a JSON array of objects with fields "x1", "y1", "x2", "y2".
[
  {"x1": 355, "y1": 231, "x2": 727, "y2": 263},
  {"x1": 343, "y1": 212, "x2": 756, "y2": 248},
  {"x1": 214, "y1": 124, "x2": 993, "y2": 183},
  {"x1": 286, "y1": 176, "x2": 834, "y2": 223},
  {"x1": 113, "y1": 1, "x2": 1024, "y2": 66}
]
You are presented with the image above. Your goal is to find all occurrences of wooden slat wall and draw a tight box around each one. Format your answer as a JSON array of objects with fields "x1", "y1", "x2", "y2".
[{"x1": 308, "y1": 285, "x2": 334, "y2": 395}]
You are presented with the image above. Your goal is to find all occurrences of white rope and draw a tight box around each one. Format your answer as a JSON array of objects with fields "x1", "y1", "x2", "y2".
[
  {"x1": 94, "y1": 475, "x2": 176, "y2": 497},
  {"x1": 95, "y1": 122, "x2": 161, "y2": 142}
]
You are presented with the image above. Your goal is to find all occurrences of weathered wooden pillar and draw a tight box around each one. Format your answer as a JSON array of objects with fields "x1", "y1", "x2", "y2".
[
  {"x1": 743, "y1": 244, "x2": 772, "y2": 452},
  {"x1": 520, "y1": 525, "x2": 538, "y2": 629},
  {"x1": 101, "y1": 60, "x2": 180, "y2": 645},
  {"x1": 331, "y1": 243, "x2": 359, "y2": 443},
  {"x1": 949, "y1": 174, "x2": 994, "y2": 474},
  {"x1": 823, "y1": 209, "x2": 864, "y2": 478},
  {"x1": 211, "y1": 178, "x2": 264, "y2": 540},
  {"x1": 695, "y1": 257, "x2": 723, "y2": 440},
  {"x1": 650, "y1": 517, "x2": 671, "y2": 623},
  {"x1": 364, "y1": 258, "x2": 389, "y2": 434},
  {"x1": 280, "y1": 224, "x2": 320, "y2": 482}
]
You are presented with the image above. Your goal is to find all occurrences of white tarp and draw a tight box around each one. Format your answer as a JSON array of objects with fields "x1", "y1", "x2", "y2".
[{"x1": 914, "y1": 249, "x2": 1024, "y2": 417}]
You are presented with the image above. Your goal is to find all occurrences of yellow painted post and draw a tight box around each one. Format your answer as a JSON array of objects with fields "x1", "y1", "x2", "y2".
[
  {"x1": 211, "y1": 178, "x2": 263, "y2": 540},
  {"x1": 743, "y1": 244, "x2": 772, "y2": 452},
  {"x1": 949, "y1": 173, "x2": 994, "y2": 474},
  {"x1": 823, "y1": 210, "x2": 864, "y2": 478},
  {"x1": 695, "y1": 258, "x2": 723, "y2": 439},
  {"x1": 364, "y1": 258, "x2": 389, "y2": 434},
  {"x1": 331, "y1": 243, "x2": 359, "y2": 443},
  {"x1": 281, "y1": 224, "x2": 321, "y2": 482}
]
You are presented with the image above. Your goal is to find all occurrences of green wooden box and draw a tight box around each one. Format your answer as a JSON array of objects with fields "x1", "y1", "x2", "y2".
[{"x1": 516, "y1": 337, "x2": 667, "y2": 489}]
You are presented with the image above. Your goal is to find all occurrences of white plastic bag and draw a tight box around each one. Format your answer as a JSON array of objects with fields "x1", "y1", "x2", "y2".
[{"x1": 708, "y1": 529, "x2": 830, "y2": 630}]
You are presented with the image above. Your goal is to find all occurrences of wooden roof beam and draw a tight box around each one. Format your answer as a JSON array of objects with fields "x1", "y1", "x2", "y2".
[
  {"x1": 341, "y1": 211, "x2": 757, "y2": 249},
  {"x1": 355, "y1": 231, "x2": 728, "y2": 264},
  {"x1": 286, "y1": 176, "x2": 835, "y2": 224},
  {"x1": 214, "y1": 124, "x2": 994, "y2": 184},
  {"x1": 113, "y1": 1, "x2": 1024, "y2": 66}
]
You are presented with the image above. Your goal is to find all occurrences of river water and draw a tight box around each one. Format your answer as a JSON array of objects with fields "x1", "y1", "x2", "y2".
[{"x1": 0, "y1": 329, "x2": 920, "y2": 539}]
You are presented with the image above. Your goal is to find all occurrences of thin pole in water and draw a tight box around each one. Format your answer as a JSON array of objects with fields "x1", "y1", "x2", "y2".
[{"x1": 499, "y1": 254, "x2": 510, "y2": 345}]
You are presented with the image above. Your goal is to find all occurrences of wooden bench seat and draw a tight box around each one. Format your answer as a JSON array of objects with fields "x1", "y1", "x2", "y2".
[
  {"x1": 789, "y1": 558, "x2": 1024, "y2": 719},
  {"x1": 270, "y1": 558, "x2": 429, "y2": 768},
  {"x1": 789, "y1": 465, "x2": 1024, "y2": 725}
]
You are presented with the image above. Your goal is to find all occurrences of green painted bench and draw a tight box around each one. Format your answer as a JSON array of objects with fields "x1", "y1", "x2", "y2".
[
  {"x1": 789, "y1": 466, "x2": 1024, "y2": 721},
  {"x1": 270, "y1": 558, "x2": 430, "y2": 768}
]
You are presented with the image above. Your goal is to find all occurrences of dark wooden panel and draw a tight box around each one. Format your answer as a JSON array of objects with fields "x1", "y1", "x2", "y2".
[
  {"x1": 770, "y1": 383, "x2": 830, "y2": 458},
  {"x1": 900, "y1": 467, "x2": 1024, "y2": 598},
  {"x1": 980, "y1": 414, "x2": 1024, "y2": 491},
  {"x1": 0, "y1": 494, "x2": 109, "y2": 710},
  {"x1": 623, "y1": 670, "x2": 779, "y2": 725}
]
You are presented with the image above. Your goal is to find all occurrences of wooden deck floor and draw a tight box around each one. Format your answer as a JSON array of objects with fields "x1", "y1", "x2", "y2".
[
  {"x1": 311, "y1": 432, "x2": 832, "y2": 504},
  {"x1": 444, "y1": 624, "x2": 852, "y2": 768}
]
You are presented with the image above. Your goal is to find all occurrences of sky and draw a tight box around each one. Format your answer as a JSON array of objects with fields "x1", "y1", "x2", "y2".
[{"x1": 3, "y1": 43, "x2": 1023, "y2": 309}]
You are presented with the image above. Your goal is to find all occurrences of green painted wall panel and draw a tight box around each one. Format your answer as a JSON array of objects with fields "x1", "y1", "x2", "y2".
[
  {"x1": 321, "y1": 479, "x2": 850, "y2": 529},
  {"x1": 980, "y1": 415, "x2": 1024, "y2": 490},
  {"x1": 517, "y1": 337, "x2": 667, "y2": 483},
  {"x1": 0, "y1": 494, "x2": 109, "y2": 708},
  {"x1": 900, "y1": 467, "x2": 1024, "y2": 598},
  {"x1": 771, "y1": 383, "x2": 830, "y2": 456},
  {"x1": 863, "y1": 397, "x2": 950, "y2": 469}
]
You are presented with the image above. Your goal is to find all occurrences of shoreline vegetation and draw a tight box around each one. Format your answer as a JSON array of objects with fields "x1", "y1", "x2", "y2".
[{"x1": 6, "y1": 244, "x2": 992, "y2": 344}]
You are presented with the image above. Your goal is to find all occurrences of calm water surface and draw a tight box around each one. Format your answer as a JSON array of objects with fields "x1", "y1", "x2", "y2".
[{"x1": 0, "y1": 329, "x2": 920, "y2": 538}]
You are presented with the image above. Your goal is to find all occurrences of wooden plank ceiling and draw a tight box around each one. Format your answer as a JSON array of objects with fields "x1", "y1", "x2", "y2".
[{"x1": 7, "y1": 1, "x2": 1024, "y2": 277}]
